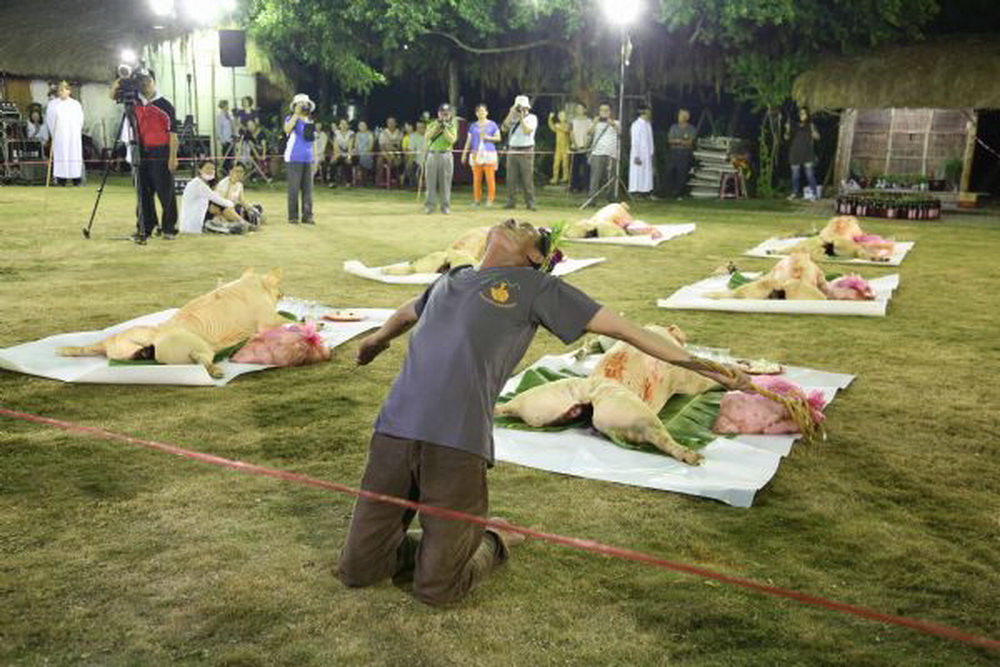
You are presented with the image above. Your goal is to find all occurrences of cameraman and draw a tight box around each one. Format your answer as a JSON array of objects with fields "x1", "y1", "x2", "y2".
[
  {"x1": 501, "y1": 95, "x2": 538, "y2": 211},
  {"x1": 110, "y1": 69, "x2": 179, "y2": 240},
  {"x1": 423, "y1": 103, "x2": 457, "y2": 214}
]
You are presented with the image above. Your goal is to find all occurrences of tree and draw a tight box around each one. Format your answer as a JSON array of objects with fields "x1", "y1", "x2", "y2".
[{"x1": 657, "y1": 0, "x2": 940, "y2": 195}]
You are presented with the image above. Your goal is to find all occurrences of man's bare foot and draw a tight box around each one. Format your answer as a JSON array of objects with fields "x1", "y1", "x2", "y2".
[{"x1": 489, "y1": 517, "x2": 527, "y2": 548}]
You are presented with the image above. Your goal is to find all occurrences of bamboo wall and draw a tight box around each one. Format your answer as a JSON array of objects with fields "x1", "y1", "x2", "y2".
[{"x1": 837, "y1": 108, "x2": 973, "y2": 185}]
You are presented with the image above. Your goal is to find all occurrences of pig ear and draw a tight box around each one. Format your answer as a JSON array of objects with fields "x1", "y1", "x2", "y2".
[{"x1": 264, "y1": 268, "x2": 283, "y2": 287}]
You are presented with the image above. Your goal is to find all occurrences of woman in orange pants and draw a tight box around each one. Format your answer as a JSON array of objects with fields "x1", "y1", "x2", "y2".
[{"x1": 461, "y1": 104, "x2": 502, "y2": 207}]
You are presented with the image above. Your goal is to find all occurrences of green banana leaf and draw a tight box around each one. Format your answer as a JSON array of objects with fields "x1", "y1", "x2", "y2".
[
  {"x1": 494, "y1": 365, "x2": 725, "y2": 451},
  {"x1": 108, "y1": 338, "x2": 248, "y2": 367},
  {"x1": 727, "y1": 272, "x2": 754, "y2": 289}
]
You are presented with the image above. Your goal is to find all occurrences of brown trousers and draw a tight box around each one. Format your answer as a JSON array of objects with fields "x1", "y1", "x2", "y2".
[{"x1": 337, "y1": 432, "x2": 510, "y2": 605}]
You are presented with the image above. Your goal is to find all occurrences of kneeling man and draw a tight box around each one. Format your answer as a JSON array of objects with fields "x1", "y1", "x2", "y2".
[{"x1": 338, "y1": 218, "x2": 749, "y2": 605}]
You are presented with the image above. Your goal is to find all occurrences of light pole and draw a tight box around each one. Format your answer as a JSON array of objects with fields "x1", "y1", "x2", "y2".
[{"x1": 602, "y1": 0, "x2": 641, "y2": 202}]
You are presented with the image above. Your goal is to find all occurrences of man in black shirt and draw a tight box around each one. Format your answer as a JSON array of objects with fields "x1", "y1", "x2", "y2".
[{"x1": 111, "y1": 70, "x2": 179, "y2": 241}]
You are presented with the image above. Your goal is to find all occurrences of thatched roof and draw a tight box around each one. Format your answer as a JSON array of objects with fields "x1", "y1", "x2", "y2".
[
  {"x1": 794, "y1": 37, "x2": 1000, "y2": 110},
  {"x1": 0, "y1": 0, "x2": 191, "y2": 82}
]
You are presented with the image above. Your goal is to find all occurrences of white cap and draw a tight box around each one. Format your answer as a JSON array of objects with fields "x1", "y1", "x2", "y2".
[
  {"x1": 514, "y1": 95, "x2": 531, "y2": 109},
  {"x1": 290, "y1": 93, "x2": 316, "y2": 112}
]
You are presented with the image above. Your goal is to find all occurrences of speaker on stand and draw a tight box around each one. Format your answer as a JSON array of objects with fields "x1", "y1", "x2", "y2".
[{"x1": 219, "y1": 30, "x2": 247, "y2": 68}]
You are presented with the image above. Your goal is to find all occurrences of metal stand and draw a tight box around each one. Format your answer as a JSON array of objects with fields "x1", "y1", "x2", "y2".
[
  {"x1": 82, "y1": 101, "x2": 147, "y2": 243},
  {"x1": 579, "y1": 27, "x2": 632, "y2": 210}
]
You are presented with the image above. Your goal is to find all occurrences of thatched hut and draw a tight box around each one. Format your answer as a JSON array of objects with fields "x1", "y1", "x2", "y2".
[
  {"x1": 0, "y1": 0, "x2": 288, "y2": 155},
  {"x1": 793, "y1": 37, "x2": 1000, "y2": 196}
]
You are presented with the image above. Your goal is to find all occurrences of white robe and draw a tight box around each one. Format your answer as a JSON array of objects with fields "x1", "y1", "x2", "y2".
[
  {"x1": 628, "y1": 117, "x2": 654, "y2": 193},
  {"x1": 45, "y1": 98, "x2": 85, "y2": 179},
  {"x1": 180, "y1": 177, "x2": 234, "y2": 234}
]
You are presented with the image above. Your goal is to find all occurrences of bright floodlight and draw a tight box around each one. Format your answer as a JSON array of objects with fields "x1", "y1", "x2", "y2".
[
  {"x1": 120, "y1": 48, "x2": 138, "y2": 64},
  {"x1": 221, "y1": 0, "x2": 237, "y2": 11},
  {"x1": 603, "y1": 0, "x2": 641, "y2": 25},
  {"x1": 182, "y1": 0, "x2": 219, "y2": 24},
  {"x1": 149, "y1": 0, "x2": 174, "y2": 17}
]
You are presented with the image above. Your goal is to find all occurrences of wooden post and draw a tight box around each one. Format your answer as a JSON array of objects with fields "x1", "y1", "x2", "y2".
[
  {"x1": 921, "y1": 109, "x2": 934, "y2": 176},
  {"x1": 960, "y1": 110, "x2": 977, "y2": 194},
  {"x1": 833, "y1": 108, "x2": 857, "y2": 189},
  {"x1": 884, "y1": 108, "x2": 896, "y2": 175}
]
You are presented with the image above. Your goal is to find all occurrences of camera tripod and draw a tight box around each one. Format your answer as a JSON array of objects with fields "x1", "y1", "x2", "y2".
[
  {"x1": 82, "y1": 99, "x2": 148, "y2": 243},
  {"x1": 579, "y1": 157, "x2": 631, "y2": 210}
]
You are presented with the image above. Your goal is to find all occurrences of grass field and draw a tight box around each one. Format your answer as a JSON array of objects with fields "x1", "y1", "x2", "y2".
[{"x1": 1, "y1": 179, "x2": 998, "y2": 665}]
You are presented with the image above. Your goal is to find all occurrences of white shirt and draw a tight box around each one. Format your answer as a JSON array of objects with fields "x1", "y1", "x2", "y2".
[
  {"x1": 571, "y1": 116, "x2": 591, "y2": 151},
  {"x1": 590, "y1": 119, "x2": 619, "y2": 158},
  {"x1": 26, "y1": 121, "x2": 49, "y2": 142},
  {"x1": 507, "y1": 113, "x2": 538, "y2": 149},
  {"x1": 216, "y1": 111, "x2": 234, "y2": 144},
  {"x1": 215, "y1": 176, "x2": 244, "y2": 205},
  {"x1": 180, "y1": 177, "x2": 234, "y2": 234}
]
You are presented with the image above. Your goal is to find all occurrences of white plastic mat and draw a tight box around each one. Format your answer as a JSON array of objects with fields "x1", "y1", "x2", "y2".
[
  {"x1": 744, "y1": 237, "x2": 914, "y2": 266},
  {"x1": 493, "y1": 351, "x2": 854, "y2": 507},
  {"x1": 342, "y1": 257, "x2": 606, "y2": 285},
  {"x1": 657, "y1": 273, "x2": 900, "y2": 317},
  {"x1": 0, "y1": 299, "x2": 392, "y2": 387},
  {"x1": 565, "y1": 223, "x2": 696, "y2": 247}
]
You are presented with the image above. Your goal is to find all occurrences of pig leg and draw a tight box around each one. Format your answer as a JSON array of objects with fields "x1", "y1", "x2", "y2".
[
  {"x1": 494, "y1": 378, "x2": 593, "y2": 427},
  {"x1": 590, "y1": 380, "x2": 703, "y2": 465},
  {"x1": 154, "y1": 329, "x2": 224, "y2": 378}
]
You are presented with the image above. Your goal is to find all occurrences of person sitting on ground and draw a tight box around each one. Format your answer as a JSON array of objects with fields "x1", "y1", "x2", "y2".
[
  {"x1": 338, "y1": 218, "x2": 751, "y2": 605},
  {"x1": 376, "y1": 117, "x2": 404, "y2": 181},
  {"x1": 331, "y1": 119, "x2": 355, "y2": 187},
  {"x1": 215, "y1": 163, "x2": 264, "y2": 228},
  {"x1": 355, "y1": 121, "x2": 375, "y2": 185},
  {"x1": 179, "y1": 159, "x2": 244, "y2": 234}
]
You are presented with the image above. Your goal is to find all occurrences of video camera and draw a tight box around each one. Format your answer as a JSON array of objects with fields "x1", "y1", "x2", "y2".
[{"x1": 114, "y1": 59, "x2": 151, "y2": 104}]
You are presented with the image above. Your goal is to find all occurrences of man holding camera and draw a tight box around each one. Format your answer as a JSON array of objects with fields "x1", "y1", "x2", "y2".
[
  {"x1": 423, "y1": 103, "x2": 457, "y2": 215},
  {"x1": 501, "y1": 95, "x2": 538, "y2": 211},
  {"x1": 111, "y1": 70, "x2": 179, "y2": 241}
]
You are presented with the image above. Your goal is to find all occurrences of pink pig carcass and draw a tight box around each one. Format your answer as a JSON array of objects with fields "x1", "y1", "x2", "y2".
[
  {"x1": 590, "y1": 203, "x2": 663, "y2": 239},
  {"x1": 232, "y1": 322, "x2": 331, "y2": 366},
  {"x1": 822, "y1": 274, "x2": 876, "y2": 301},
  {"x1": 713, "y1": 375, "x2": 826, "y2": 435}
]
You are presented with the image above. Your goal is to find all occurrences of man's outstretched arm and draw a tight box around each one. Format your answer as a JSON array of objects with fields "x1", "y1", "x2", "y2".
[
  {"x1": 356, "y1": 297, "x2": 420, "y2": 365},
  {"x1": 585, "y1": 307, "x2": 750, "y2": 389}
]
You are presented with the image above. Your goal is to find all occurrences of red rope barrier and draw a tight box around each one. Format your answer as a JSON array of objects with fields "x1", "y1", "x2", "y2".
[
  {"x1": 1, "y1": 405, "x2": 996, "y2": 652},
  {"x1": 8, "y1": 147, "x2": 562, "y2": 168}
]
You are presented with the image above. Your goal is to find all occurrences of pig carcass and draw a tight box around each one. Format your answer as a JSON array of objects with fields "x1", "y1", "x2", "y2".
[
  {"x1": 383, "y1": 227, "x2": 490, "y2": 275},
  {"x1": 789, "y1": 216, "x2": 896, "y2": 262},
  {"x1": 495, "y1": 325, "x2": 717, "y2": 465},
  {"x1": 57, "y1": 268, "x2": 287, "y2": 377}
]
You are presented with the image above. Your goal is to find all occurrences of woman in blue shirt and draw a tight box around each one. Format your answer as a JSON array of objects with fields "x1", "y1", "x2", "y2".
[
  {"x1": 284, "y1": 93, "x2": 316, "y2": 224},
  {"x1": 460, "y1": 104, "x2": 501, "y2": 207}
]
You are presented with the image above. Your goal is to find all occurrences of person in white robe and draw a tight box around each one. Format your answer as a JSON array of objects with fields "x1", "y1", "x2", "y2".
[
  {"x1": 179, "y1": 160, "x2": 240, "y2": 234},
  {"x1": 45, "y1": 81, "x2": 85, "y2": 184},
  {"x1": 628, "y1": 106, "x2": 654, "y2": 197}
]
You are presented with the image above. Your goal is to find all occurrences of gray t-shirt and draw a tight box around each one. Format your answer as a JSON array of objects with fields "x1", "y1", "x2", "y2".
[
  {"x1": 668, "y1": 123, "x2": 697, "y2": 150},
  {"x1": 374, "y1": 266, "x2": 602, "y2": 463}
]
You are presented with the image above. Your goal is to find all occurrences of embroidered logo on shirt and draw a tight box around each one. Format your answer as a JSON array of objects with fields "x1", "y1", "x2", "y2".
[{"x1": 481, "y1": 280, "x2": 519, "y2": 308}]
